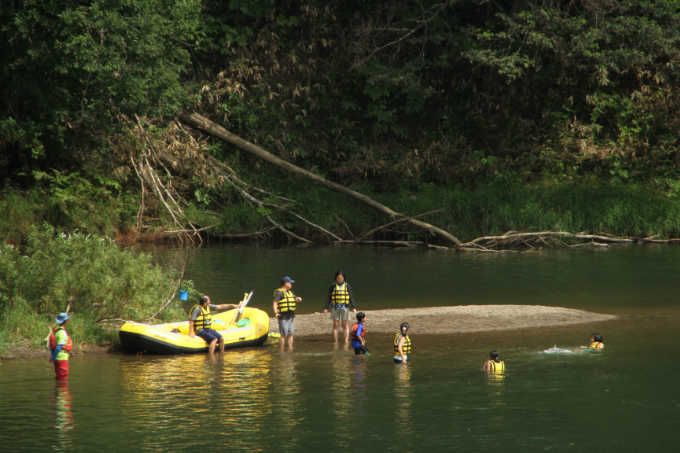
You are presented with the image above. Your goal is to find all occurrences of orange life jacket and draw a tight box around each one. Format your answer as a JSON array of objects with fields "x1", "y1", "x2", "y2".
[{"x1": 49, "y1": 327, "x2": 73, "y2": 352}]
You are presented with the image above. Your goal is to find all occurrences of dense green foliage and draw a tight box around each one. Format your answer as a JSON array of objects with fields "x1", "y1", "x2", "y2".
[
  {"x1": 3, "y1": 0, "x2": 680, "y2": 245},
  {"x1": 0, "y1": 225, "x2": 185, "y2": 355},
  {"x1": 1, "y1": 0, "x2": 200, "y2": 179}
]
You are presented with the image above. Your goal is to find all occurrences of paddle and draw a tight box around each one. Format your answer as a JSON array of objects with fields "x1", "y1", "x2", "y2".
[{"x1": 234, "y1": 290, "x2": 254, "y2": 324}]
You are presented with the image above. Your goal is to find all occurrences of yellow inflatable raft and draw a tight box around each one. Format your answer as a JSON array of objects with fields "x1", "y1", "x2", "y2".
[{"x1": 119, "y1": 307, "x2": 270, "y2": 354}]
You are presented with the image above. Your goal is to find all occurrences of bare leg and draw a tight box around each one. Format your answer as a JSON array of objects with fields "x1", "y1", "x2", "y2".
[
  {"x1": 218, "y1": 337, "x2": 225, "y2": 353},
  {"x1": 208, "y1": 338, "x2": 217, "y2": 355},
  {"x1": 332, "y1": 319, "x2": 340, "y2": 343},
  {"x1": 279, "y1": 336, "x2": 285, "y2": 352},
  {"x1": 287, "y1": 335, "x2": 294, "y2": 351},
  {"x1": 342, "y1": 320, "x2": 349, "y2": 344}
]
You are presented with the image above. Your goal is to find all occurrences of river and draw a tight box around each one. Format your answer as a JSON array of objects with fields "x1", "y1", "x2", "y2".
[{"x1": 1, "y1": 245, "x2": 679, "y2": 452}]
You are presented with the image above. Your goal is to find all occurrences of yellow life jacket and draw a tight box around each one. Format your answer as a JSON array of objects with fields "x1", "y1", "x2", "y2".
[
  {"x1": 588, "y1": 341, "x2": 604, "y2": 350},
  {"x1": 489, "y1": 360, "x2": 505, "y2": 375},
  {"x1": 275, "y1": 288, "x2": 296, "y2": 313},
  {"x1": 190, "y1": 304, "x2": 212, "y2": 331},
  {"x1": 331, "y1": 283, "x2": 350, "y2": 308},
  {"x1": 393, "y1": 333, "x2": 412, "y2": 354}
]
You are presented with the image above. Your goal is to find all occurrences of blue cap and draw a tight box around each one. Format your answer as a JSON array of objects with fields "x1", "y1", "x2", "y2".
[
  {"x1": 281, "y1": 276, "x2": 295, "y2": 284},
  {"x1": 56, "y1": 313, "x2": 71, "y2": 325}
]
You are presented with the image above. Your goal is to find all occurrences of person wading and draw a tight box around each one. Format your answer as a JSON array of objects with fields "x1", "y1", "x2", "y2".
[
  {"x1": 273, "y1": 276, "x2": 302, "y2": 351},
  {"x1": 483, "y1": 350, "x2": 506, "y2": 375},
  {"x1": 351, "y1": 312, "x2": 368, "y2": 355},
  {"x1": 393, "y1": 322, "x2": 413, "y2": 364},
  {"x1": 49, "y1": 313, "x2": 73, "y2": 381},
  {"x1": 323, "y1": 270, "x2": 357, "y2": 344},
  {"x1": 189, "y1": 295, "x2": 239, "y2": 354}
]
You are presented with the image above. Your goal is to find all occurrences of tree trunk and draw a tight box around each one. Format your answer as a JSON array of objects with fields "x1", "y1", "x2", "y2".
[{"x1": 179, "y1": 112, "x2": 462, "y2": 248}]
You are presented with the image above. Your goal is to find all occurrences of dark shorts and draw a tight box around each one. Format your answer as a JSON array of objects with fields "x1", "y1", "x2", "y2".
[{"x1": 197, "y1": 328, "x2": 222, "y2": 343}]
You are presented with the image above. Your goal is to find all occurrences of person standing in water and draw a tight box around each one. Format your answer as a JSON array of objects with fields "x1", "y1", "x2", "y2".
[
  {"x1": 351, "y1": 312, "x2": 368, "y2": 355},
  {"x1": 49, "y1": 313, "x2": 73, "y2": 381},
  {"x1": 323, "y1": 270, "x2": 357, "y2": 344},
  {"x1": 273, "y1": 276, "x2": 302, "y2": 351},
  {"x1": 393, "y1": 322, "x2": 412, "y2": 363},
  {"x1": 582, "y1": 334, "x2": 604, "y2": 350},
  {"x1": 483, "y1": 350, "x2": 505, "y2": 375}
]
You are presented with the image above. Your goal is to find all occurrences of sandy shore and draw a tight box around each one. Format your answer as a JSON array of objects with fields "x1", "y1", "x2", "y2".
[{"x1": 269, "y1": 305, "x2": 616, "y2": 336}]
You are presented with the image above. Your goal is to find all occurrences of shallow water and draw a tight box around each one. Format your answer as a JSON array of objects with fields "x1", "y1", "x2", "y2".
[{"x1": 1, "y1": 245, "x2": 679, "y2": 452}]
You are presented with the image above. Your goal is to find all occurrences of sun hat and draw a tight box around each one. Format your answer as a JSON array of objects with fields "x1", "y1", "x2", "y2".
[
  {"x1": 56, "y1": 313, "x2": 71, "y2": 325},
  {"x1": 281, "y1": 276, "x2": 295, "y2": 284}
]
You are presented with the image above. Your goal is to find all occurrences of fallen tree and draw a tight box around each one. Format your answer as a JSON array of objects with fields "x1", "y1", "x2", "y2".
[{"x1": 179, "y1": 111, "x2": 462, "y2": 248}]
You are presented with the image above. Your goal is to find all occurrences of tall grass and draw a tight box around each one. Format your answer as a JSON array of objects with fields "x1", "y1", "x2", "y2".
[
  {"x1": 0, "y1": 225, "x2": 184, "y2": 356},
  {"x1": 243, "y1": 176, "x2": 680, "y2": 243}
]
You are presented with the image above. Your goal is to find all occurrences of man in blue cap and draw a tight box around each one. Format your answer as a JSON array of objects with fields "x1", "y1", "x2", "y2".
[
  {"x1": 49, "y1": 313, "x2": 73, "y2": 380},
  {"x1": 273, "y1": 276, "x2": 302, "y2": 351}
]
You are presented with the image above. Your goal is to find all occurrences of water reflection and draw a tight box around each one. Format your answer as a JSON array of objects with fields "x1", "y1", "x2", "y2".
[
  {"x1": 119, "y1": 350, "x2": 274, "y2": 450},
  {"x1": 394, "y1": 364, "x2": 413, "y2": 438},
  {"x1": 52, "y1": 381, "x2": 74, "y2": 451},
  {"x1": 484, "y1": 366, "x2": 506, "y2": 434},
  {"x1": 329, "y1": 353, "x2": 354, "y2": 450},
  {"x1": 270, "y1": 354, "x2": 301, "y2": 451}
]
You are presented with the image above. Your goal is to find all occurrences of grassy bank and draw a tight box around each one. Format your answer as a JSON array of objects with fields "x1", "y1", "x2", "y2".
[
  {"x1": 0, "y1": 226, "x2": 188, "y2": 357},
  {"x1": 214, "y1": 175, "x2": 680, "y2": 244},
  {"x1": 3, "y1": 176, "x2": 680, "y2": 248}
]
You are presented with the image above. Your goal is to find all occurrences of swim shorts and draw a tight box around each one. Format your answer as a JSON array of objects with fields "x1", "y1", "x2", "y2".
[
  {"x1": 278, "y1": 313, "x2": 295, "y2": 336},
  {"x1": 330, "y1": 307, "x2": 349, "y2": 321},
  {"x1": 196, "y1": 328, "x2": 222, "y2": 343}
]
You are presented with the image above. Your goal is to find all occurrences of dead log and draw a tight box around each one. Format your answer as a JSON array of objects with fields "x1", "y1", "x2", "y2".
[{"x1": 179, "y1": 111, "x2": 462, "y2": 248}]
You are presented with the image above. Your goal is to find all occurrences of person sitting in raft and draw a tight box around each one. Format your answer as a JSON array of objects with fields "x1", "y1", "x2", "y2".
[
  {"x1": 581, "y1": 334, "x2": 604, "y2": 350},
  {"x1": 351, "y1": 312, "x2": 368, "y2": 355},
  {"x1": 483, "y1": 350, "x2": 505, "y2": 375},
  {"x1": 49, "y1": 313, "x2": 73, "y2": 381},
  {"x1": 189, "y1": 295, "x2": 239, "y2": 354},
  {"x1": 323, "y1": 270, "x2": 357, "y2": 345},
  {"x1": 393, "y1": 322, "x2": 412, "y2": 364}
]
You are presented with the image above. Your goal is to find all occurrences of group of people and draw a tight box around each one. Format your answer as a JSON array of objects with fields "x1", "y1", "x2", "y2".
[
  {"x1": 481, "y1": 333, "x2": 605, "y2": 377},
  {"x1": 272, "y1": 271, "x2": 414, "y2": 363},
  {"x1": 47, "y1": 268, "x2": 606, "y2": 379}
]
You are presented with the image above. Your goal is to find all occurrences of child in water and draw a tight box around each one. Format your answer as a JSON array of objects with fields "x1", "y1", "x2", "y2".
[
  {"x1": 482, "y1": 350, "x2": 505, "y2": 375},
  {"x1": 581, "y1": 334, "x2": 604, "y2": 350},
  {"x1": 393, "y1": 322, "x2": 412, "y2": 364},
  {"x1": 351, "y1": 312, "x2": 368, "y2": 355}
]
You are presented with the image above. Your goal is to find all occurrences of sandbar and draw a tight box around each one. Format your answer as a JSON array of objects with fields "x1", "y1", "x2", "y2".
[{"x1": 269, "y1": 305, "x2": 616, "y2": 336}]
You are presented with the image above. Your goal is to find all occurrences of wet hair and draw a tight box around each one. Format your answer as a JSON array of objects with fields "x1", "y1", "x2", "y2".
[
  {"x1": 592, "y1": 334, "x2": 603, "y2": 342},
  {"x1": 400, "y1": 322, "x2": 409, "y2": 332},
  {"x1": 199, "y1": 295, "x2": 209, "y2": 304},
  {"x1": 356, "y1": 312, "x2": 365, "y2": 321},
  {"x1": 490, "y1": 350, "x2": 501, "y2": 362},
  {"x1": 335, "y1": 270, "x2": 345, "y2": 279}
]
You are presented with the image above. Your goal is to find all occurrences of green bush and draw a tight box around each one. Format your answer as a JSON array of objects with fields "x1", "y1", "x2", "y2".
[{"x1": 0, "y1": 225, "x2": 185, "y2": 355}]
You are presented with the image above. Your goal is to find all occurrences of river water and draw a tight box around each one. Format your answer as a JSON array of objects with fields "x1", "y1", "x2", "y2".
[{"x1": 2, "y1": 245, "x2": 679, "y2": 452}]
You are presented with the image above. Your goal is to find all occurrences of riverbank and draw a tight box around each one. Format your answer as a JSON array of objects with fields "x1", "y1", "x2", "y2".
[{"x1": 268, "y1": 305, "x2": 616, "y2": 336}]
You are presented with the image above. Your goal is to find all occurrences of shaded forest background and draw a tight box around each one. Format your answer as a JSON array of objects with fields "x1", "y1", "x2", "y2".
[{"x1": 3, "y1": 0, "x2": 680, "y2": 245}]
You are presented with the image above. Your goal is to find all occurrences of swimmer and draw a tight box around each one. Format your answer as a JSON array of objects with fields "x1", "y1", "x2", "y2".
[
  {"x1": 482, "y1": 350, "x2": 505, "y2": 375},
  {"x1": 581, "y1": 333, "x2": 604, "y2": 350}
]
